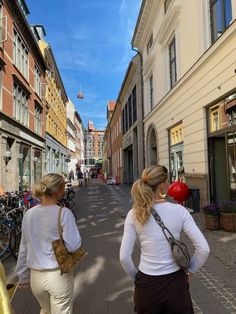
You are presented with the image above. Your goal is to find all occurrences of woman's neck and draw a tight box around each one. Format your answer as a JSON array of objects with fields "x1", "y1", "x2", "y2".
[
  {"x1": 153, "y1": 199, "x2": 166, "y2": 203},
  {"x1": 40, "y1": 196, "x2": 58, "y2": 206}
]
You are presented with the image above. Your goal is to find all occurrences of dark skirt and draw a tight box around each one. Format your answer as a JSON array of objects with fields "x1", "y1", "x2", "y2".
[{"x1": 134, "y1": 269, "x2": 194, "y2": 314}]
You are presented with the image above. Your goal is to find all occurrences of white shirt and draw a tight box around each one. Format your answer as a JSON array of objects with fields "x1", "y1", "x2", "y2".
[
  {"x1": 120, "y1": 202, "x2": 210, "y2": 280},
  {"x1": 16, "y1": 204, "x2": 81, "y2": 283}
]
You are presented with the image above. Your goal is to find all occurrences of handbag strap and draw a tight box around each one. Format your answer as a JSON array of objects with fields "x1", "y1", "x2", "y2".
[
  {"x1": 151, "y1": 207, "x2": 175, "y2": 246},
  {"x1": 57, "y1": 206, "x2": 63, "y2": 240}
]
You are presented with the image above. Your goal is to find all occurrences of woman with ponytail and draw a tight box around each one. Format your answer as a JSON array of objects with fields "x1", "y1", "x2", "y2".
[
  {"x1": 120, "y1": 165, "x2": 210, "y2": 314},
  {"x1": 16, "y1": 173, "x2": 81, "y2": 314}
]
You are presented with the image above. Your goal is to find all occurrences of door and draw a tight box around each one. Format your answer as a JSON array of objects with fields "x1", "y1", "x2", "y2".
[{"x1": 208, "y1": 136, "x2": 229, "y2": 203}]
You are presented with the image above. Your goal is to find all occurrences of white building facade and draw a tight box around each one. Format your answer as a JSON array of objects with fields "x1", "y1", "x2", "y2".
[
  {"x1": 132, "y1": 0, "x2": 236, "y2": 205},
  {"x1": 66, "y1": 99, "x2": 76, "y2": 173}
]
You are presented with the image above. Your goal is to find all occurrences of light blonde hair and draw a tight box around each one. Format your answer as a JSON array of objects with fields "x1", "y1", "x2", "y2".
[
  {"x1": 131, "y1": 165, "x2": 168, "y2": 225},
  {"x1": 33, "y1": 173, "x2": 65, "y2": 197}
]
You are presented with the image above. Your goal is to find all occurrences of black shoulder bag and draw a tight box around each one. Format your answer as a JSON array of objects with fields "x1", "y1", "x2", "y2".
[{"x1": 151, "y1": 207, "x2": 190, "y2": 270}]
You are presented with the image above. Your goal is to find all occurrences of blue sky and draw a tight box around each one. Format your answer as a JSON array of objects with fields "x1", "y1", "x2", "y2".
[{"x1": 27, "y1": 0, "x2": 141, "y2": 130}]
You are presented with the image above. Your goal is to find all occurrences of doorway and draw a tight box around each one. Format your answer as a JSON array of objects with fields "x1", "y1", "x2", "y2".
[{"x1": 208, "y1": 135, "x2": 229, "y2": 203}]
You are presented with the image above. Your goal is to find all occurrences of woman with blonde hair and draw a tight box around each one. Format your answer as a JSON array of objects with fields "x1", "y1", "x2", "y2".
[
  {"x1": 120, "y1": 165, "x2": 210, "y2": 314},
  {"x1": 16, "y1": 173, "x2": 81, "y2": 314}
]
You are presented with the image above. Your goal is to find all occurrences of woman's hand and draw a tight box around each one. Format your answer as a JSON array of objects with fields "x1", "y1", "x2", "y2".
[
  {"x1": 18, "y1": 282, "x2": 30, "y2": 289},
  {"x1": 187, "y1": 272, "x2": 194, "y2": 283}
]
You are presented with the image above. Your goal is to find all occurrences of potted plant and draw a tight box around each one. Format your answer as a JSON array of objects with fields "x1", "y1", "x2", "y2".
[
  {"x1": 219, "y1": 200, "x2": 236, "y2": 232},
  {"x1": 202, "y1": 203, "x2": 221, "y2": 230}
]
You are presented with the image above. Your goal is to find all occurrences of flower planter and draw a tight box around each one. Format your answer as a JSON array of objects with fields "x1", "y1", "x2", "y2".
[
  {"x1": 221, "y1": 213, "x2": 236, "y2": 232},
  {"x1": 204, "y1": 215, "x2": 221, "y2": 230}
]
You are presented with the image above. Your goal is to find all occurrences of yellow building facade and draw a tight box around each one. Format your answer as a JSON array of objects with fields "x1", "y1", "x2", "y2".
[
  {"x1": 39, "y1": 40, "x2": 67, "y2": 147},
  {"x1": 32, "y1": 25, "x2": 69, "y2": 174}
]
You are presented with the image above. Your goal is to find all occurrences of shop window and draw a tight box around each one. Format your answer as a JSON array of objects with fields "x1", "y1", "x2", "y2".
[
  {"x1": 169, "y1": 123, "x2": 184, "y2": 182},
  {"x1": 229, "y1": 109, "x2": 236, "y2": 126},
  {"x1": 19, "y1": 143, "x2": 31, "y2": 191},
  {"x1": 210, "y1": 107, "x2": 220, "y2": 132}
]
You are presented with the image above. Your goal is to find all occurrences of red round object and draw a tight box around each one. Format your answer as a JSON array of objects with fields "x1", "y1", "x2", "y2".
[{"x1": 168, "y1": 180, "x2": 189, "y2": 203}]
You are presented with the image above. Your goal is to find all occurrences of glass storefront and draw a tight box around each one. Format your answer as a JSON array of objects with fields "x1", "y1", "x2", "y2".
[
  {"x1": 208, "y1": 91, "x2": 236, "y2": 202},
  {"x1": 33, "y1": 149, "x2": 42, "y2": 184},
  {"x1": 19, "y1": 144, "x2": 31, "y2": 191},
  {"x1": 169, "y1": 123, "x2": 184, "y2": 182}
]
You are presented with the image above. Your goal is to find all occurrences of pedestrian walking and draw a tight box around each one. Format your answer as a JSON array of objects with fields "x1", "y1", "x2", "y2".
[
  {"x1": 120, "y1": 165, "x2": 210, "y2": 314},
  {"x1": 77, "y1": 170, "x2": 83, "y2": 187},
  {"x1": 16, "y1": 173, "x2": 82, "y2": 314},
  {"x1": 68, "y1": 169, "x2": 74, "y2": 183},
  {"x1": 84, "y1": 170, "x2": 89, "y2": 185}
]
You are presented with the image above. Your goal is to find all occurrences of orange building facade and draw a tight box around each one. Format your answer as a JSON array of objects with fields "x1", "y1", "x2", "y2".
[{"x1": 0, "y1": 0, "x2": 46, "y2": 192}]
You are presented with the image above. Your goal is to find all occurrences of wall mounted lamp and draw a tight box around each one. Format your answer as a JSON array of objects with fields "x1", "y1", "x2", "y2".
[
  {"x1": 18, "y1": 153, "x2": 24, "y2": 159},
  {"x1": 4, "y1": 150, "x2": 12, "y2": 166}
]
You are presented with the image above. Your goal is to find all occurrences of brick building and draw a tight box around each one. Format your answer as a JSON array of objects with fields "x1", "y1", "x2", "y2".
[
  {"x1": 0, "y1": 0, "x2": 46, "y2": 192},
  {"x1": 84, "y1": 120, "x2": 104, "y2": 171}
]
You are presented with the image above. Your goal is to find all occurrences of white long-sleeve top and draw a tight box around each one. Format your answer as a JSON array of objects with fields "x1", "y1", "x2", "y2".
[
  {"x1": 120, "y1": 202, "x2": 210, "y2": 280},
  {"x1": 16, "y1": 204, "x2": 81, "y2": 283}
]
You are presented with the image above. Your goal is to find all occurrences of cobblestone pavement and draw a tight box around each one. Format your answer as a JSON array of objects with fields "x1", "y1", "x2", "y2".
[{"x1": 3, "y1": 180, "x2": 236, "y2": 313}]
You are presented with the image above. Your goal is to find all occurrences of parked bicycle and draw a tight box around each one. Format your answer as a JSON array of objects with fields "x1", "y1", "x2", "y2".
[{"x1": 57, "y1": 183, "x2": 76, "y2": 217}]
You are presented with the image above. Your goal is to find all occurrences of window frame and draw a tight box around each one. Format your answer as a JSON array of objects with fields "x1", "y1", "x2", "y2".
[
  {"x1": 210, "y1": 0, "x2": 232, "y2": 43},
  {"x1": 169, "y1": 38, "x2": 177, "y2": 89},
  {"x1": 149, "y1": 73, "x2": 154, "y2": 109},
  {"x1": 13, "y1": 82, "x2": 29, "y2": 127}
]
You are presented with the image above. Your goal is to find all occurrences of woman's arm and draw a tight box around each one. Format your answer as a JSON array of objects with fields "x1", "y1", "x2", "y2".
[
  {"x1": 120, "y1": 211, "x2": 138, "y2": 280},
  {"x1": 182, "y1": 209, "x2": 210, "y2": 273},
  {"x1": 16, "y1": 222, "x2": 30, "y2": 284},
  {"x1": 62, "y1": 209, "x2": 81, "y2": 252}
]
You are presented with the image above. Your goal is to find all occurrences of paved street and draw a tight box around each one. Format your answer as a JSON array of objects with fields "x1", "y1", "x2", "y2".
[{"x1": 4, "y1": 180, "x2": 236, "y2": 313}]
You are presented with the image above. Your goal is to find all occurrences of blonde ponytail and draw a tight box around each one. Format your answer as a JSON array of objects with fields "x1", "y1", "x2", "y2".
[
  {"x1": 131, "y1": 165, "x2": 168, "y2": 225},
  {"x1": 33, "y1": 173, "x2": 65, "y2": 198}
]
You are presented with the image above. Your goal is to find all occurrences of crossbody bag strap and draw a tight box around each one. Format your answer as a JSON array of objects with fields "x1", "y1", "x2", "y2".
[
  {"x1": 151, "y1": 207, "x2": 175, "y2": 246},
  {"x1": 57, "y1": 206, "x2": 63, "y2": 240}
]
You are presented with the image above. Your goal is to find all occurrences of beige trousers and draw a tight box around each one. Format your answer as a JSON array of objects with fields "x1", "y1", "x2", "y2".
[{"x1": 30, "y1": 269, "x2": 74, "y2": 314}]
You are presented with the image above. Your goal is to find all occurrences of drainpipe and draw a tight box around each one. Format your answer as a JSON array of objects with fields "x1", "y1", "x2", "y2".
[{"x1": 132, "y1": 46, "x2": 145, "y2": 169}]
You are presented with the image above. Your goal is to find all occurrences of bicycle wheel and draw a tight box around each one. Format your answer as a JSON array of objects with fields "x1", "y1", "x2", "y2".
[
  {"x1": 9, "y1": 224, "x2": 21, "y2": 260},
  {"x1": 0, "y1": 223, "x2": 11, "y2": 258},
  {"x1": 67, "y1": 190, "x2": 75, "y2": 200}
]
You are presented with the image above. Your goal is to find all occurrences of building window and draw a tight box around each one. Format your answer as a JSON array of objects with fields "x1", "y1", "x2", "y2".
[
  {"x1": 13, "y1": 31, "x2": 29, "y2": 79},
  {"x1": 122, "y1": 110, "x2": 125, "y2": 134},
  {"x1": 210, "y1": 0, "x2": 232, "y2": 43},
  {"x1": 34, "y1": 65, "x2": 41, "y2": 97},
  {"x1": 132, "y1": 86, "x2": 137, "y2": 123},
  {"x1": 149, "y1": 74, "x2": 154, "y2": 109},
  {"x1": 125, "y1": 103, "x2": 128, "y2": 133},
  {"x1": 169, "y1": 38, "x2": 177, "y2": 88},
  {"x1": 147, "y1": 34, "x2": 153, "y2": 54},
  {"x1": 34, "y1": 104, "x2": 42, "y2": 135},
  {"x1": 164, "y1": 0, "x2": 172, "y2": 13},
  {"x1": 128, "y1": 95, "x2": 132, "y2": 129},
  {"x1": 0, "y1": 70, "x2": 2, "y2": 110},
  {"x1": 13, "y1": 83, "x2": 29, "y2": 127},
  {"x1": 210, "y1": 107, "x2": 220, "y2": 132}
]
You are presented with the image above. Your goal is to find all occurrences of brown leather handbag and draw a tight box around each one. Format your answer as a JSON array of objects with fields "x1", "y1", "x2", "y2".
[{"x1": 52, "y1": 207, "x2": 87, "y2": 275}]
